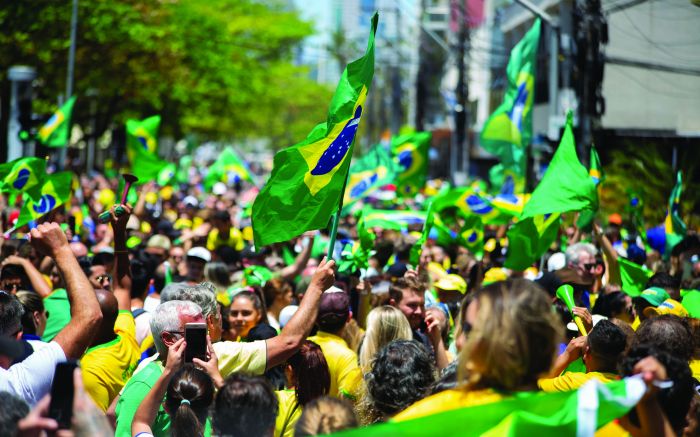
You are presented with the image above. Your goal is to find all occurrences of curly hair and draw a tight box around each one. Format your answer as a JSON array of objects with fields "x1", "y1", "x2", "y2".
[
  {"x1": 633, "y1": 315, "x2": 694, "y2": 361},
  {"x1": 165, "y1": 365, "x2": 216, "y2": 437},
  {"x1": 294, "y1": 396, "x2": 358, "y2": 436},
  {"x1": 358, "y1": 340, "x2": 436, "y2": 424}
]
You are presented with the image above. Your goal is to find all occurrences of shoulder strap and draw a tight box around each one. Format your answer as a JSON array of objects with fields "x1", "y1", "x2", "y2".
[{"x1": 132, "y1": 308, "x2": 147, "y2": 318}]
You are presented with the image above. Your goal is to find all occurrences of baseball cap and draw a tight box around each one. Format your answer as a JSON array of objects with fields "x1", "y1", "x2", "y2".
[
  {"x1": 643, "y1": 299, "x2": 689, "y2": 318},
  {"x1": 547, "y1": 252, "x2": 566, "y2": 272},
  {"x1": 183, "y1": 196, "x2": 199, "y2": 208},
  {"x1": 639, "y1": 287, "x2": 670, "y2": 307},
  {"x1": 187, "y1": 247, "x2": 211, "y2": 263},
  {"x1": 681, "y1": 290, "x2": 700, "y2": 319},
  {"x1": 434, "y1": 274, "x2": 467, "y2": 295},
  {"x1": 147, "y1": 234, "x2": 172, "y2": 251},
  {"x1": 318, "y1": 287, "x2": 350, "y2": 323},
  {"x1": 278, "y1": 305, "x2": 299, "y2": 328},
  {"x1": 213, "y1": 182, "x2": 227, "y2": 196}
]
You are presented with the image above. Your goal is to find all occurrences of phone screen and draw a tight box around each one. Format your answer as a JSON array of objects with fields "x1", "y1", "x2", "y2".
[
  {"x1": 184, "y1": 322, "x2": 207, "y2": 363},
  {"x1": 48, "y1": 361, "x2": 78, "y2": 429}
]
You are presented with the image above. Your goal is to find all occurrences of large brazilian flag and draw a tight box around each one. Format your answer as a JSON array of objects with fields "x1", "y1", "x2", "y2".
[
  {"x1": 252, "y1": 13, "x2": 377, "y2": 247},
  {"x1": 0, "y1": 157, "x2": 47, "y2": 194}
]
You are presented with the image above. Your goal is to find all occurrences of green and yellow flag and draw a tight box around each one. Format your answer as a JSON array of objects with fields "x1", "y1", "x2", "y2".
[
  {"x1": 362, "y1": 208, "x2": 425, "y2": 232},
  {"x1": 392, "y1": 131, "x2": 431, "y2": 196},
  {"x1": 37, "y1": 96, "x2": 76, "y2": 147},
  {"x1": 505, "y1": 112, "x2": 597, "y2": 270},
  {"x1": 664, "y1": 171, "x2": 686, "y2": 256},
  {"x1": 459, "y1": 215, "x2": 484, "y2": 258},
  {"x1": 204, "y1": 147, "x2": 255, "y2": 190},
  {"x1": 410, "y1": 202, "x2": 434, "y2": 266},
  {"x1": 252, "y1": 13, "x2": 377, "y2": 247},
  {"x1": 481, "y1": 19, "x2": 541, "y2": 192},
  {"x1": 126, "y1": 115, "x2": 161, "y2": 161},
  {"x1": 14, "y1": 172, "x2": 73, "y2": 231},
  {"x1": 0, "y1": 157, "x2": 47, "y2": 194},
  {"x1": 129, "y1": 141, "x2": 171, "y2": 184},
  {"x1": 589, "y1": 145, "x2": 604, "y2": 185},
  {"x1": 344, "y1": 144, "x2": 401, "y2": 207}
]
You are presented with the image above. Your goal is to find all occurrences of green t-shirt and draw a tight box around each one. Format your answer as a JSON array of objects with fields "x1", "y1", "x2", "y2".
[
  {"x1": 115, "y1": 361, "x2": 212, "y2": 437},
  {"x1": 42, "y1": 288, "x2": 71, "y2": 342}
]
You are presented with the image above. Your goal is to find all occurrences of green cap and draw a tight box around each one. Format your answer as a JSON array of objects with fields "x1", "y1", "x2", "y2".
[
  {"x1": 681, "y1": 290, "x2": 700, "y2": 319},
  {"x1": 639, "y1": 287, "x2": 670, "y2": 307}
]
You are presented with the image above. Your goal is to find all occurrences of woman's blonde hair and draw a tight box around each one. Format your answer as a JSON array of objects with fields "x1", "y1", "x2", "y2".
[
  {"x1": 359, "y1": 306, "x2": 413, "y2": 373},
  {"x1": 294, "y1": 396, "x2": 358, "y2": 436},
  {"x1": 458, "y1": 279, "x2": 562, "y2": 392}
]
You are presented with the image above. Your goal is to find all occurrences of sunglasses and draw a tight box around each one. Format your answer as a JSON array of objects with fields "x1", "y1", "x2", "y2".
[
  {"x1": 583, "y1": 263, "x2": 597, "y2": 271},
  {"x1": 96, "y1": 275, "x2": 112, "y2": 282}
]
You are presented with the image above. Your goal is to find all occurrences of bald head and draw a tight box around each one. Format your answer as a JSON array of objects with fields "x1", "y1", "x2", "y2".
[{"x1": 94, "y1": 289, "x2": 118, "y2": 340}]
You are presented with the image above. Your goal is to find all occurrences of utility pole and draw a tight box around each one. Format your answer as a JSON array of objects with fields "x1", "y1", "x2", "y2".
[
  {"x1": 390, "y1": 5, "x2": 403, "y2": 135},
  {"x1": 453, "y1": 0, "x2": 469, "y2": 181},
  {"x1": 60, "y1": 0, "x2": 78, "y2": 170}
]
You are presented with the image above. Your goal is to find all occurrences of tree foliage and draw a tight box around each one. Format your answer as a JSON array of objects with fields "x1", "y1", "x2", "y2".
[{"x1": 0, "y1": 0, "x2": 333, "y2": 146}]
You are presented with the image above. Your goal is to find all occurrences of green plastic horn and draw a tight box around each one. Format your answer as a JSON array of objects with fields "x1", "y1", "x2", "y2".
[{"x1": 556, "y1": 284, "x2": 588, "y2": 335}]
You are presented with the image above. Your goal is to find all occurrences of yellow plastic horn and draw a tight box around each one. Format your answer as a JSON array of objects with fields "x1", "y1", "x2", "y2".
[{"x1": 556, "y1": 284, "x2": 588, "y2": 336}]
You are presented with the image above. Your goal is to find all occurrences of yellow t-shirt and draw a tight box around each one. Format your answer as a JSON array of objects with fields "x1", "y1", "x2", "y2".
[
  {"x1": 212, "y1": 339, "x2": 267, "y2": 377},
  {"x1": 274, "y1": 389, "x2": 302, "y2": 437},
  {"x1": 307, "y1": 331, "x2": 363, "y2": 401},
  {"x1": 595, "y1": 421, "x2": 631, "y2": 437},
  {"x1": 394, "y1": 388, "x2": 507, "y2": 421},
  {"x1": 81, "y1": 311, "x2": 141, "y2": 411},
  {"x1": 538, "y1": 372, "x2": 617, "y2": 393},
  {"x1": 207, "y1": 228, "x2": 244, "y2": 251},
  {"x1": 690, "y1": 360, "x2": 700, "y2": 382}
]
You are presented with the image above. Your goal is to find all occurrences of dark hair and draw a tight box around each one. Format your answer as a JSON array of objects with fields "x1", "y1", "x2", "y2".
[
  {"x1": 620, "y1": 344, "x2": 695, "y2": 435},
  {"x1": 15, "y1": 291, "x2": 44, "y2": 335},
  {"x1": 0, "y1": 391, "x2": 29, "y2": 436},
  {"x1": 294, "y1": 396, "x2": 358, "y2": 436},
  {"x1": 360, "y1": 340, "x2": 435, "y2": 423},
  {"x1": 633, "y1": 315, "x2": 694, "y2": 361},
  {"x1": 231, "y1": 288, "x2": 266, "y2": 316},
  {"x1": 91, "y1": 251, "x2": 114, "y2": 267},
  {"x1": 388, "y1": 276, "x2": 425, "y2": 305},
  {"x1": 213, "y1": 374, "x2": 278, "y2": 437},
  {"x1": 0, "y1": 292, "x2": 24, "y2": 336},
  {"x1": 164, "y1": 365, "x2": 215, "y2": 437},
  {"x1": 288, "y1": 341, "x2": 330, "y2": 406},
  {"x1": 165, "y1": 364, "x2": 214, "y2": 437},
  {"x1": 592, "y1": 292, "x2": 628, "y2": 319},
  {"x1": 130, "y1": 259, "x2": 150, "y2": 299},
  {"x1": 586, "y1": 319, "x2": 627, "y2": 373},
  {"x1": 215, "y1": 246, "x2": 240, "y2": 265},
  {"x1": 430, "y1": 360, "x2": 458, "y2": 395},
  {"x1": 645, "y1": 272, "x2": 680, "y2": 294},
  {"x1": 262, "y1": 278, "x2": 292, "y2": 308}
]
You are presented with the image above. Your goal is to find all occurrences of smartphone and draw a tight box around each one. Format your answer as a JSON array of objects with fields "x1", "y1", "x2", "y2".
[
  {"x1": 184, "y1": 322, "x2": 207, "y2": 363},
  {"x1": 48, "y1": 361, "x2": 78, "y2": 429}
]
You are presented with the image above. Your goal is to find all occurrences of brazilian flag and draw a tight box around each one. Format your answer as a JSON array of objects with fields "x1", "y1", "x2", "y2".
[
  {"x1": 0, "y1": 157, "x2": 47, "y2": 194},
  {"x1": 664, "y1": 171, "x2": 686, "y2": 256},
  {"x1": 204, "y1": 147, "x2": 255, "y2": 191},
  {"x1": 589, "y1": 145, "x2": 604, "y2": 185},
  {"x1": 37, "y1": 96, "x2": 77, "y2": 148},
  {"x1": 392, "y1": 131, "x2": 431, "y2": 196},
  {"x1": 129, "y1": 141, "x2": 171, "y2": 185},
  {"x1": 459, "y1": 215, "x2": 484, "y2": 257},
  {"x1": 481, "y1": 19, "x2": 541, "y2": 192},
  {"x1": 362, "y1": 208, "x2": 425, "y2": 232},
  {"x1": 410, "y1": 202, "x2": 434, "y2": 266},
  {"x1": 432, "y1": 187, "x2": 516, "y2": 225},
  {"x1": 343, "y1": 144, "x2": 401, "y2": 207},
  {"x1": 252, "y1": 13, "x2": 377, "y2": 247},
  {"x1": 126, "y1": 115, "x2": 161, "y2": 162},
  {"x1": 14, "y1": 172, "x2": 73, "y2": 230}
]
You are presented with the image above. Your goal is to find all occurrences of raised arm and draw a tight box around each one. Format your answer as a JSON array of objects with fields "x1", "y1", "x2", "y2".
[
  {"x1": 593, "y1": 223, "x2": 621, "y2": 286},
  {"x1": 109, "y1": 204, "x2": 133, "y2": 312},
  {"x1": 2, "y1": 255, "x2": 52, "y2": 297},
  {"x1": 280, "y1": 234, "x2": 315, "y2": 281},
  {"x1": 31, "y1": 223, "x2": 102, "y2": 359},
  {"x1": 265, "y1": 257, "x2": 335, "y2": 369}
]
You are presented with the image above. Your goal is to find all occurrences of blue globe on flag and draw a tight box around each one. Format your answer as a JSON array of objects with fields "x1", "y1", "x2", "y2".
[
  {"x1": 13, "y1": 168, "x2": 31, "y2": 190},
  {"x1": 311, "y1": 106, "x2": 362, "y2": 176},
  {"x1": 33, "y1": 194, "x2": 57, "y2": 214},
  {"x1": 466, "y1": 195, "x2": 494, "y2": 215}
]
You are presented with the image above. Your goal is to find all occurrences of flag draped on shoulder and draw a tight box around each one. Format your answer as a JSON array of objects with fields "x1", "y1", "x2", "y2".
[
  {"x1": 14, "y1": 172, "x2": 73, "y2": 231},
  {"x1": 481, "y1": 19, "x2": 540, "y2": 192},
  {"x1": 505, "y1": 112, "x2": 597, "y2": 270},
  {"x1": 0, "y1": 157, "x2": 47, "y2": 194},
  {"x1": 391, "y1": 131, "x2": 431, "y2": 196},
  {"x1": 343, "y1": 144, "x2": 400, "y2": 207},
  {"x1": 252, "y1": 13, "x2": 377, "y2": 247},
  {"x1": 37, "y1": 96, "x2": 76, "y2": 147},
  {"x1": 664, "y1": 171, "x2": 686, "y2": 256}
]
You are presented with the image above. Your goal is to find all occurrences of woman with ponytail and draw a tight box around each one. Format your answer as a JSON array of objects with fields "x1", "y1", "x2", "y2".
[
  {"x1": 274, "y1": 340, "x2": 331, "y2": 437},
  {"x1": 132, "y1": 337, "x2": 221, "y2": 437}
]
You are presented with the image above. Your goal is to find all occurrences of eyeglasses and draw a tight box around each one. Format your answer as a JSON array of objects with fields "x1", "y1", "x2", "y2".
[{"x1": 166, "y1": 330, "x2": 185, "y2": 338}]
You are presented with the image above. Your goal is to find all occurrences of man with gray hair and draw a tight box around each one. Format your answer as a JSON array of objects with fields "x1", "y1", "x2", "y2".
[
  {"x1": 565, "y1": 242, "x2": 598, "y2": 286},
  {"x1": 114, "y1": 300, "x2": 204, "y2": 437}
]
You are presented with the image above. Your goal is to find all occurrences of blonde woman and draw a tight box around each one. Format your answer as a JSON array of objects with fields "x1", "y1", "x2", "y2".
[
  {"x1": 358, "y1": 306, "x2": 413, "y2": 373},
  {"x1": 395, "y1": 279, "x2": 563, "y2": 420}
]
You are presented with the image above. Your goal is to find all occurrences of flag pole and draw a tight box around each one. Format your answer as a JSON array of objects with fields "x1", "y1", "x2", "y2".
[{"x1": 326, "y1": 171, "x2": 351, "y2": 261}]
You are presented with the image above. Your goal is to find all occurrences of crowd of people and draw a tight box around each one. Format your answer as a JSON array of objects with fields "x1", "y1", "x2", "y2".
[{"x1": 0, "y1": 168, "x2": 698, "y2": 437}]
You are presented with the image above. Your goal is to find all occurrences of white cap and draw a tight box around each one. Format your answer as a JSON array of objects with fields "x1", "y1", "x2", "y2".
[
  {"x1": 126, "y1": 215, "x2": 141, "y2": 231},
  {"x1": 183, "y1": 195, "x2": 199, "y2": 208},
  {"x1": 213, "y1": 182, "x2": 227, "y2": 196},
  {"x1": 278, "y1": 305, "x2": 299, "y2": 328},
  {"x1": 547, "y1": 252, "x2": 566, "y2": 272},
  {"x1": 187, "y1": 246, "x2": 211, "y2": 263}
]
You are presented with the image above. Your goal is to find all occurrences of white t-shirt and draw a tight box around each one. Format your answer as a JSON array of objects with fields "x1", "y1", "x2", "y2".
[{"x1": 0, "y1": 341, "x2": 66, "y2": 406}]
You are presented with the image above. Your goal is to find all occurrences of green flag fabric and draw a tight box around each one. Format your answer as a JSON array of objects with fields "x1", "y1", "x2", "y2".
[
  {"x1": 480, "y1": 20, "x2": 541, "y2": 190},
  {"x1": 362, "y1": 208, "x2": 425, "y2": 232},
  {"x1": 0, "y1": 157, "x2": 47, "y2": 194},
  {"x1": 252, "y1": 14, "x2": 377, "y2": 247},
  {"x1": 331, "y1": 376, "x2": 645, "y2": 437},
  {"x1": 130, "y1": 143, "x2": 171, "y2": 184},
  {"x1": 126, "y1": 115, "x2": 161, "y2": 161},
  {"x1": 410, "y1": 203, "x2": 434, "y2": 266},
  {"x1": 343, "y1": 144, "x2": 401, "y2": 207},
  {"x1": 432, "y1": 188, "x2": 517, "y2": 225},
  {"x1": 664, "y1": 171, "x2": 686, "y2": 256},
  {"x1": 459, "y1": 215, "x2": 484, "y2": 258},
  {"x1": 204, "y1": 147, "x2": 255, "y2": 190},
  {"x1": 617, "y1": 257, "x2": 652, "y2": 297},
  {"x1": 338, "y1": 213, "x2": 376, "y2": 274},
  {"x1": 391, "y1": 131, "x2": 431, "y2": 196},
  {"x1": 37, "y1": 96, "x2": 77, "y2": 147},
  {"x1": 505, "y1": 112, "x2": 596, "y2": 270},
  {"x1": 14, "y1": 172, "x2": 73, "y2": 231}
]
